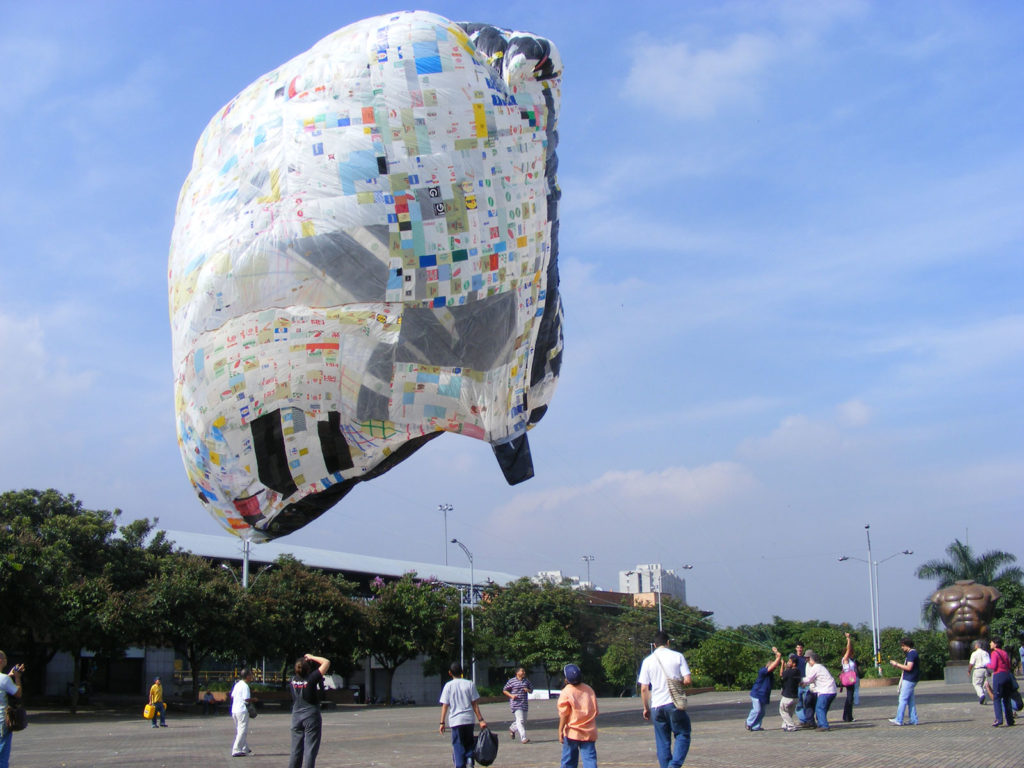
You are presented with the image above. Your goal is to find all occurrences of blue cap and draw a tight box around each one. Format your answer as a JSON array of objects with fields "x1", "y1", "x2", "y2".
[{"x1": 563, "y1": 663, "x2": 581, "y2": 684}]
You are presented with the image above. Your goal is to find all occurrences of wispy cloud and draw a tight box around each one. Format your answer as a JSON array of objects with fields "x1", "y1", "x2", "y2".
[{"x1": 621, "y1": 33, "x2": 776, "y2": 120}]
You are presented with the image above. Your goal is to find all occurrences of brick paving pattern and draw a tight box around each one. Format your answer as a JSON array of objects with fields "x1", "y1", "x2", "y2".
[{"x1": 10, "y1": 679, "x2": 1022, "y2": 767}]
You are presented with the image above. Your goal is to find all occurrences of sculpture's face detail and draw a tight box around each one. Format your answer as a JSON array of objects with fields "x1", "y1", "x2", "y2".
[{"x1": 169, "y1": 12, "x2": 563, "y2": 540}]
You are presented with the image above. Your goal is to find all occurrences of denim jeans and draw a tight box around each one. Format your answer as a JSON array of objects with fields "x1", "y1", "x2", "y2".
[
  {"x1": 814, "y1": 693, "x2": 835, "y2": 729},
  {"x1": 449, "y1": 724, "x2": 475, "y2": 768},
  {"x1": 652, "y1": 704, "x2": 692, "y2": 767},
  {"x1": 0, "y1": 726, "x2": 11, "y2": 768},
  {"x1": 560, "y1": 738, "x2": 597, "y2": 768},
  {"x1": 895, "y1": 680, "x2": 918, "y2": 725},
  {"x1": 745, "y1": 697, "x2": 766, "y2": 729},
  {"x1": 796, "y1": 685, "x2": 808, "y2": 722},
  {"x1": 151, "y1": 701, "x2": 166, "y2": 727}
]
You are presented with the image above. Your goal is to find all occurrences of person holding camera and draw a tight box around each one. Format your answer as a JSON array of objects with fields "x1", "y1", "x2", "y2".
[{"x1": 0, "y1": 651, "x2": 24, "y2": 768}]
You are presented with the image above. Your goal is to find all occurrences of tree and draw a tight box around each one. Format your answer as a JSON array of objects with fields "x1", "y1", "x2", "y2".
[
  {"x1": 0, "y1": 489, "x2": 168, "y2": 711},
  {"x1": 248, "y1": 555, "x2": 364, "y2": 679},
  {"x1": 143, "y1": 553, "x2": 243, "y2": 702},
  {"x1": 476, "y1": 578, "x2": 588, "y2": 691},
  {"x1": 689, "y1": 633, "x2": 767, "y2": 689},
  {"x1": 989, "y1": 580, "x2": 1024, "y2": 655},
  {"x1": 915, "y1": 539, "x2": 1023, "y2": 628},
  {"x1": 599, "y1": 607, "x2": 659, "y2": 694},
  {"x1": 359, "y1": 573, "x2": 460, "y2": 705}
]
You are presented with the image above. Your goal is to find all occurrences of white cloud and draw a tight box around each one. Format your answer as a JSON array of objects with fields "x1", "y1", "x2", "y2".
[
  {"x1": 837, "y1": 399, "x2": 872, "y2": 427},
  {"x1": 0, "y1": 308, "x2": 94, "y2": 403},
  {"x1": 622, "y1": 33, "x2": 776, "y2": 119},
  {"x1": 491, "y1": 462, "x2": 760, "y2": 528},
  {"x1": 864, "y1": 315, "x2": 1024, "y2": 390},
  {"x1": 0, "y1": 35, "x2": 65, "y2": 115}
]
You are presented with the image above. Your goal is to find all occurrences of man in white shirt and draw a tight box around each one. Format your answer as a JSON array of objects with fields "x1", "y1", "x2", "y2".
[
  {"x1": 638, "y1": 631, "x2": 692, "y2": 768},
  {"x1": 230, "y1": 668, "x2": 254, "y2": 757},
  {"x1": 968, "y1": 640, "x2": 991, "y2": 705}
]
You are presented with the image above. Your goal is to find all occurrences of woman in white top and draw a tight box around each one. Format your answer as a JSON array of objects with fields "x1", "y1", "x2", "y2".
[
  {"x1": 801, "y1": 651, "x2": 837, "y2": 731},
  {"x1": 968, "y1": 640, "x2": 991, "y2": 705},
  {"x1": 839, "y1": 632, "x2": 859, "y2": 722}
]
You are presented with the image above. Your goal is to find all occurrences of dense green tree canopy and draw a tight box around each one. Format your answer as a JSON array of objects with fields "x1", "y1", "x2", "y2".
[
  {"x1": 249, "y1": 555, "x2": 363, "y2": 678},
  {"x1": 360, "y1": 573, "x2": 460, "y2": 704}
]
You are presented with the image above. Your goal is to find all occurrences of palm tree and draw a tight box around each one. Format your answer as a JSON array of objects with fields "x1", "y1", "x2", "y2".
[{"x1": 916, "y1": 539, "x2": 1023, "y2": 628}]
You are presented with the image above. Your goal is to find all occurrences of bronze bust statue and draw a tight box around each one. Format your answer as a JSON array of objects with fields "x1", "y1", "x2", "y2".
[{"x1": 930, "y1": 580, "x2": 1001, "y2": 661}]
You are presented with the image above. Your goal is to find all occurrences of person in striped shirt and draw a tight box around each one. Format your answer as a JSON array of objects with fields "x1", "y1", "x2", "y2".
[{"x1": 503, "y1": 666, "x2": 534, "y2": 743}]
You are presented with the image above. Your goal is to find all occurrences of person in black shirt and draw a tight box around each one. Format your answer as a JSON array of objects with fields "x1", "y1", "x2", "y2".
[
  {"x1": 778, "y1": 654, "x2": 801, "y2": 731},
  {"x1": 289, "y1": 653, "x2": 330, "y2": 768}
]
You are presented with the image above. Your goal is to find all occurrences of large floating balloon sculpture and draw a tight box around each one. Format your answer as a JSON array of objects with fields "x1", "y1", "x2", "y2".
[{"x1": 169, "y1": 11, "x2": 563, "y2": 540}]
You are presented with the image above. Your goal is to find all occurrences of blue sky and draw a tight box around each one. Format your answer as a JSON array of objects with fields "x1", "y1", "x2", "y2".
[{"x1": 2, "y1": 1, "x2": 1021, "y2": 630}]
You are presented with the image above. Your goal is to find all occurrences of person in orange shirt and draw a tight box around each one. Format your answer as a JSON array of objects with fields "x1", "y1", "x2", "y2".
[{"x1": 557, "y1": 664, "x2": 598, "y2": 768}]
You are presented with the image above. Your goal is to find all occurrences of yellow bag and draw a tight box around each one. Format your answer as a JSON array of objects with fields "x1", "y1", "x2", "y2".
[{"x1": 143, "y1": 704, "x2": 156, "y2": 720}]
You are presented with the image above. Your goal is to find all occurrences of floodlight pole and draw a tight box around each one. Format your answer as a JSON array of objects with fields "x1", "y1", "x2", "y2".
[
  {"x1": 439, "y1": 504, "x2": 453, "y2": 565},
  {"x1": 451, "y1": 538, "x2": 476, "y2": 683},
  {"x1": 839, "y1": 527, "x2": 912, "y2": 676},
  {"x1": 581, "y1": 555, "x2": 595, "y2": 586}
]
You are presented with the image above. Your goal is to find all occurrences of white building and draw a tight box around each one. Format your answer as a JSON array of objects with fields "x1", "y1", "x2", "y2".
[{"x1": 618, "y1": 563, "x2": 687, "y2": 603}]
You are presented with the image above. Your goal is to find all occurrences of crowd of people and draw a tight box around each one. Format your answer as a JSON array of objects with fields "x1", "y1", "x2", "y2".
[{"x1": 2, "y1": 631, "x2": 1021, "y2": 768}]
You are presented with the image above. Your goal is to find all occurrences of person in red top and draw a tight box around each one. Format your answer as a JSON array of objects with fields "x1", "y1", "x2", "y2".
[
  {"x1": 985, "y1": 637, "x2": 1015, "y2": 727},
  {"x1": 558, "y1": 664, "x2": 598, "y2": 768}
]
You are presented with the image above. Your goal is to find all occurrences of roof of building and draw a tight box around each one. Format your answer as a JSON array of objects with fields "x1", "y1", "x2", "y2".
[{"x1": 164, "y1": 529, "x2": 519, "y2": 588}]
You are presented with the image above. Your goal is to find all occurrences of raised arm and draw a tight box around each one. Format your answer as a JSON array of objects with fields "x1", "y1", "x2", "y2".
[
  {"x1": 766, "y1": 647, "x2": 783, "y2": 673},
  {"x1": 842, "y1": 633, "x2": 853, "y2": 665},
  {"x1": 305, "y1": 653, "x2": 330, "y2": 675}
]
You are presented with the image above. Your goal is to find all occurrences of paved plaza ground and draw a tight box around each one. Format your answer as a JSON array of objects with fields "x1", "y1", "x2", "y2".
[{"x1": 10, "y1": 679, "x2": 1023, "y2": 767}]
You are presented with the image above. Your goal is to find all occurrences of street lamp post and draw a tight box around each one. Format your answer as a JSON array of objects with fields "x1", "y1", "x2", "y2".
[
  {"x1": 839, "y1": 525, "x2": 912, "y2": 676},
  {"x1": 581, "y1": 555, "x2": 595, "y2": 586},
  {"x1": 451, "y1": 538, "x2": 476, "y2": 683},
  {"x1": 439, "y1": 504, "x2": 453, "y2": 565}
]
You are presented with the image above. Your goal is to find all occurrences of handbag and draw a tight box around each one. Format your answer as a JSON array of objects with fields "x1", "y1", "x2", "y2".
[
  {"x1": 5, "y1": 698, "x2": 27, "y2": 732},
  {"x1": 654, "y1": 651, "x2": 688, "y2": 710},
  {"x1": 246, "y1": 701, "x2": 258, "y2": 719},
  {"x1": 839, "y1": 668, "x2": 857, "y2": 687},
  {"x1": 474, "y1": 726, "x2": 499, "y2": 766}
]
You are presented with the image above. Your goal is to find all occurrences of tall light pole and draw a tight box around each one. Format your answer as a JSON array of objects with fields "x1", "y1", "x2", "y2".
[
  {"x1": 581, "y1": 555, "x2": 595, "y2": 586},
  {"x1": 439, "y1": 504, "x2": 453, "y2": 565},
  {"x1": 451, "y1": 538, "x2": 475, "y2": 682},
  {"x1": 839, "y1": 525, "x2": 912, "y2": 676}
]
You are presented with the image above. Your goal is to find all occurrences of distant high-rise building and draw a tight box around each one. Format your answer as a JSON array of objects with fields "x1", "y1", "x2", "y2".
[{"x1": 619, "y1": 563, "x2": 686, "y2": 603}]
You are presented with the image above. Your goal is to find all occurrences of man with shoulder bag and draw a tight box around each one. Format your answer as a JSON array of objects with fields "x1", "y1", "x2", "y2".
[{"x1": 638, "y1": 631, "x2": 692, "y2": 768}]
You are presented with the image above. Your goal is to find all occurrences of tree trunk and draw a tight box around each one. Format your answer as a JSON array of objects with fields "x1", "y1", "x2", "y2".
[
  {"x1": 189, "y1": 644, "x2": 202, "y2": 703},
  {"x1": 69, "y1": 649, "x2": 82, "y2": 714},
  {"x1": 384, "y1": 666, "x2": 396, "y2": 706}
]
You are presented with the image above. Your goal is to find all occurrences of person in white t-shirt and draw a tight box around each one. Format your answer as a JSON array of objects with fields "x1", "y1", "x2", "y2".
[
  {"x1": 230, "y1": 668, "x2": 254, "y2": 757},
  {"x1": 968, "y1": 640, "x2": 991, "y2": 705},
  {"x1": 439, "y1": 662, "x2": 487, "y2": 768},
  {"x1": 638, "y1": 631, "x2": 692, "y2": 768}
]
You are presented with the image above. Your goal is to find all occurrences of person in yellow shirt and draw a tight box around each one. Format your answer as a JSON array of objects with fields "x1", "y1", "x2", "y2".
[
  {"x1": 557, "y1": 664, "x2": 598, "y2": 768},
  {"x1": 148, "y1": 676, "x2": 167, "y2": 728}
]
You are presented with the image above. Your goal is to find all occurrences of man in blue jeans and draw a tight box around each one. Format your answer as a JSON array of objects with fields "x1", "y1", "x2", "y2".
[
  {"x1": 638, "y1": 631, "x2": 692, "y2": 767},
  {"x1": 888, "y1": 637, "x2": 920, "y2": 725}
]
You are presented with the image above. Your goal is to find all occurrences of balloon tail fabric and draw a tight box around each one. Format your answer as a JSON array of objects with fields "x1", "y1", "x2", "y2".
[{"x1": 168, "y1": 11, "x2": 563, "y2": 540}]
